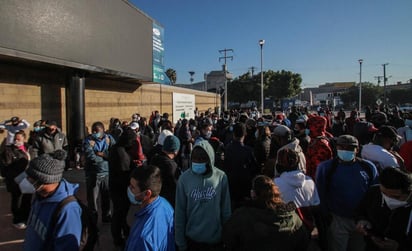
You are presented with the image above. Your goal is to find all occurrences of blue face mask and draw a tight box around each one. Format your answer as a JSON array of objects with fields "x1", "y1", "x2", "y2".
[
  {"x1": 337, "y1": 150, "x2": 356, "y2": 162},
  {"x1": 205, "y1": 131, "x2": 212, "y2": 139},
  {"x1": 34, "y1": 127, "x2": 42, "y2": 132},
  {"x1": 192, "y1": 162, "x2": 207, "y2": 174},
  {"x1": 405, "y1": 119, "x2": 412, "y2": 127},
  {"x1": 304, "y1": 129, "x2": 310, "y2": 136},
  {"x1": 92, "y1": 132, "x2": 102, "y2": 139},
  {"x1": 127, "y1": 187, "x2": 143, "y2": 205}
]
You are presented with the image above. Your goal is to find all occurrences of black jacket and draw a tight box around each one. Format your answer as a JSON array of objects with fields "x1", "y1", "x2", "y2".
[
  {"x1": 355, "y1": 185, "x2": 412, "y2": 251},
  {"x1": 150, "y1": 152, "x2": 180, "y2": 208},
  {"x1": 223, "y1": 201, "x2": 309, "y2": 251}
]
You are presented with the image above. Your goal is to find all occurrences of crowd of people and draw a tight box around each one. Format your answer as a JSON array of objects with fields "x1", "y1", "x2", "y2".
[{"x1": 0, "y1": 104, "x2": 411, "y2": 251}]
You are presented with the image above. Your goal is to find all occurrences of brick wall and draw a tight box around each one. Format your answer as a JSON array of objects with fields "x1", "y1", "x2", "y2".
[{"x1": 0, "y1": 64, "x2": 219, "y2": 142}]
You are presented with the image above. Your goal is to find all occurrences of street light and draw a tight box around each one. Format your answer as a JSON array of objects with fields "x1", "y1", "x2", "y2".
[
  {"x1": 259, "y1": 39, "x2": 265, "y2": 115},
  {"x1": 358, "y1": 59, "x2": 363, "y2": 114}
]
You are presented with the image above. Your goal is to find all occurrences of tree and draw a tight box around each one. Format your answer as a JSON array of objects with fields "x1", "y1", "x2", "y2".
[
  {"x1": 339, "y1": 82, "x2": 383, "y2": 109},
  {"x1": 165, "y1": 68, "x2": 177, "y2": 85},
  {"x1": 228, "y1": 70, "x2": 303, "y2": 107},
  {"x1": 266, "y1": 70, "x2": 302, "y2": 101}
]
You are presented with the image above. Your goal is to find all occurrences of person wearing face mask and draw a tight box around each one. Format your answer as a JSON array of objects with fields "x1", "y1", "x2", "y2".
[
  {"x1": 24, "y1": 150, "x2": 82, "y2": 251},
  {"x1": 175, "y1": 140, "x2": 231, "y2": 251},
  {"x1": 28, "y1": 120, "x2": 46, "y2": 146},
  {"x1": 355, "y1": 167, "x2": 412, "y2": 251},
  {"x1": 0, "y1": 116, "x2": 30, "y2": 145},
  {"x1": 31, "y1": 120, "x2": 68, "y2": 159},
  {"x1": 83, "y1": 121, "x2": 115, "y2": 224},
  {"x1": 316, "y1": 135, "x2": 379, "y2": 251},
  {"x1": 125, "y1": 165, "x2": 175, "y2": 251},
  {"x1": 0, "y1": 130, "x2": 32, "y2": 229}
]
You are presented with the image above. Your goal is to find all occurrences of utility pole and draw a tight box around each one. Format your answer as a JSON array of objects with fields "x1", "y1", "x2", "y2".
[
  {"x1": 374, "y1": 76, "x2": 383, "y2": 86},
  {"x1": 358, "y1": 59, "x2": 363, "y2": 114},
  {"x1": 383, "y1": 63, "x2": 389, "y2": 107},
  {"x1": 219, "y1": 48, "x2": 233, "y2": 111}
]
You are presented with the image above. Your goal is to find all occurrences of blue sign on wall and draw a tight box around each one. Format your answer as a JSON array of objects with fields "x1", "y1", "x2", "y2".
[{"x1": 153, "y1": 23, "x2": 168, "y2": 84}]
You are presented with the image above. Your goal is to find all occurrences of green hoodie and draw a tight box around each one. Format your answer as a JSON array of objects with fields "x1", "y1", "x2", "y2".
[{"x1": 175, "y1": 140, "x2": 232, "y2": 250}]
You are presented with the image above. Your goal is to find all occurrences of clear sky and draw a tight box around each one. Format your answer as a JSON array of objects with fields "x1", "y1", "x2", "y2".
[{"x1": 131, "y1": 0, "x2": 412, "y2": 87}]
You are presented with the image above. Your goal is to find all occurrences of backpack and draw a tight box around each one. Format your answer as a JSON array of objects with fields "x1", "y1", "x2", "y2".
[{"x1": 49, "y1": 195, "x2": 99, "y2": 251}]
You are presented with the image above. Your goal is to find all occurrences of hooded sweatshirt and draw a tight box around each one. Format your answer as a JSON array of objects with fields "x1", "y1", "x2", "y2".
[
  {"x1": 175, "y1": 140, "x2": 231, "y2": 251},
  {"x1": 275, "y1": 138, "x2": 307, "y2": 175},
  {"x1": 305, "y1": 116, "x2": 333, "y2": 180},
  {"x1": 24, "y1": 179, "x2": 82, "y2": 251},
  {"x1": 222, "y1": 201, "x2": 309, "y2": 251},
  {"x1": 274, "y1": 170, "x2": 320, "y2": 208}
]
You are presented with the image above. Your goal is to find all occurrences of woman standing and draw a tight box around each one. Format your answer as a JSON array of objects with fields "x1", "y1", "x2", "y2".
[
  {"x1": 223, "y1": 175, "x2": 309, "y2": 251},
  {"x1": 0, "y1": 130, "x2": 31, "y2": 229}
]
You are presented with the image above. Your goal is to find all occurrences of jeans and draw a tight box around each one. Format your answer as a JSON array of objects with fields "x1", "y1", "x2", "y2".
[
  {"x1": 86, "y1": 174, "x2": 111, "y2": 222},
  {"x1": 328, "y1": 214, "x2": 365, "y2": 251}
]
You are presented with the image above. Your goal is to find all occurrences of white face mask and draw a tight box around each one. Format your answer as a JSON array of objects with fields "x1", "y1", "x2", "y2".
[
  {"x1": 382, "y1": 193, "x2": 408, "y2": 210},
  {"x1": 18, "y1": 177, "x2": 36, "y2": 194}
]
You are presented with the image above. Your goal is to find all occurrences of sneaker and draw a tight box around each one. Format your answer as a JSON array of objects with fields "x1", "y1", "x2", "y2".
[{"x1": 13, "y1": 222, "x2": 27, "y2": 230}]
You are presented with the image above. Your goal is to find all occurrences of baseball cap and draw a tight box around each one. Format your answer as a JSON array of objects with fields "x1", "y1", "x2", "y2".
[
  {"x1": 336, "y1": 135, "x2": 359, "y2": 147},
  {"x1": 272, "y1": 125, "x2": 291, "y2": 137},
  {"x1": 129, "y1": 122, "x2": 139, "y2": 130},
  {"x1": 376, "y1": 125, "x2": 401, "y2": 141}
]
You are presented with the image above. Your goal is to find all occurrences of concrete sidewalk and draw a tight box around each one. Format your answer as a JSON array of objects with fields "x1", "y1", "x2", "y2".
[{"x1": 0, "y1": 169, "x2": 136, "y2": 251}]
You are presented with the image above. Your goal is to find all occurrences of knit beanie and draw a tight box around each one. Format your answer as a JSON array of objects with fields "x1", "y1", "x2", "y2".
[
  {"x1": 26, "y1": 150, "x2": 67, "y2": 184},
  {"x1": 162, "y1": 135, "x2": 181, "y2": 153}
]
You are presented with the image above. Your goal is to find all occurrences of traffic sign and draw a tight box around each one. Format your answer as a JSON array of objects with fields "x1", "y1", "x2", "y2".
[{"x1": 376, "y1": 98, "x2": 382, "y2": 105}]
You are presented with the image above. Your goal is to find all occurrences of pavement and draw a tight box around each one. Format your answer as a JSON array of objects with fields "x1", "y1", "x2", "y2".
[{"x1": 0, "y1": 169, "x2": 136, "y2": 251}]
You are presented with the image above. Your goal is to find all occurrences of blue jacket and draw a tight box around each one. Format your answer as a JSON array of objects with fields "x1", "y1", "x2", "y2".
[
  {"x1": 125, "y1": 196, "x2": 175, "y2": 251},
  {"x1": 24, "y1": 179, "x2": 82, "y2": 251},
  {"x1": 316, "y1": 159, "x2": 379, "y2": 218},
  {"x1": 83, "y1": 133, "x2": 115, "y2": 176}
]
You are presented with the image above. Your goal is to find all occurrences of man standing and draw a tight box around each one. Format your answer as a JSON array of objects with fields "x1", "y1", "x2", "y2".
[
  {"x1": 316, "y1": 135, "x2": 379, "y2": 251},
  {"x1": 83, "y1": 121, "x2": 115, "y2": 223},
  {"x1": 31, "y1": 121, "x2": 68, "y2": 158},
  {"x1": 362, "y1": 125, "x2": 403, "y2": 171},
  {"x1": 224, "y1": 122, "x2": 259, "y2": 209},
  {"x1": 150, "y1": 135, "x2": 181, "y2": 208},
  {"x1": 175, "y1": 140, "x2": 231, "y2": 251},
  {"x1": 125, "y1": 165, "x2": 175, "y2": 251},
  {"x1": 24, "y1": 150, "x2": 82, "y2": 251}
]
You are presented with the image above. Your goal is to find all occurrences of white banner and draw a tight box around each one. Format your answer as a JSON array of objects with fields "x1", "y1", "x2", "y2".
[{"x1": 173, "y1": 93, "x2": 195, "y2": 123}]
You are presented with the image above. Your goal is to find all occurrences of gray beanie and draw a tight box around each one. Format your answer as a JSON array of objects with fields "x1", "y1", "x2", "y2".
[{"x1": 26, "y1": 150, "x2": 67, "y2": 184}]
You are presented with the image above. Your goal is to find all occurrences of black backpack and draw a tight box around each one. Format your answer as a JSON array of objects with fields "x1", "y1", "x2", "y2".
[{"x1": 49, "y1": 195, "x2": 99, "y2": 251}]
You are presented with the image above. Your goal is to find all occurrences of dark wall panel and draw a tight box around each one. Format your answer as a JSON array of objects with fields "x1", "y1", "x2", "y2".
[{"x1": 0, "y1": 0, "x2": 153, "y2": 80}]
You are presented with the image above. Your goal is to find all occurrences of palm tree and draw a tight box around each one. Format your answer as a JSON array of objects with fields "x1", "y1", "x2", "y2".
[{"x1": 165, "y1": 68, "x2": 177, "y2": 85}]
